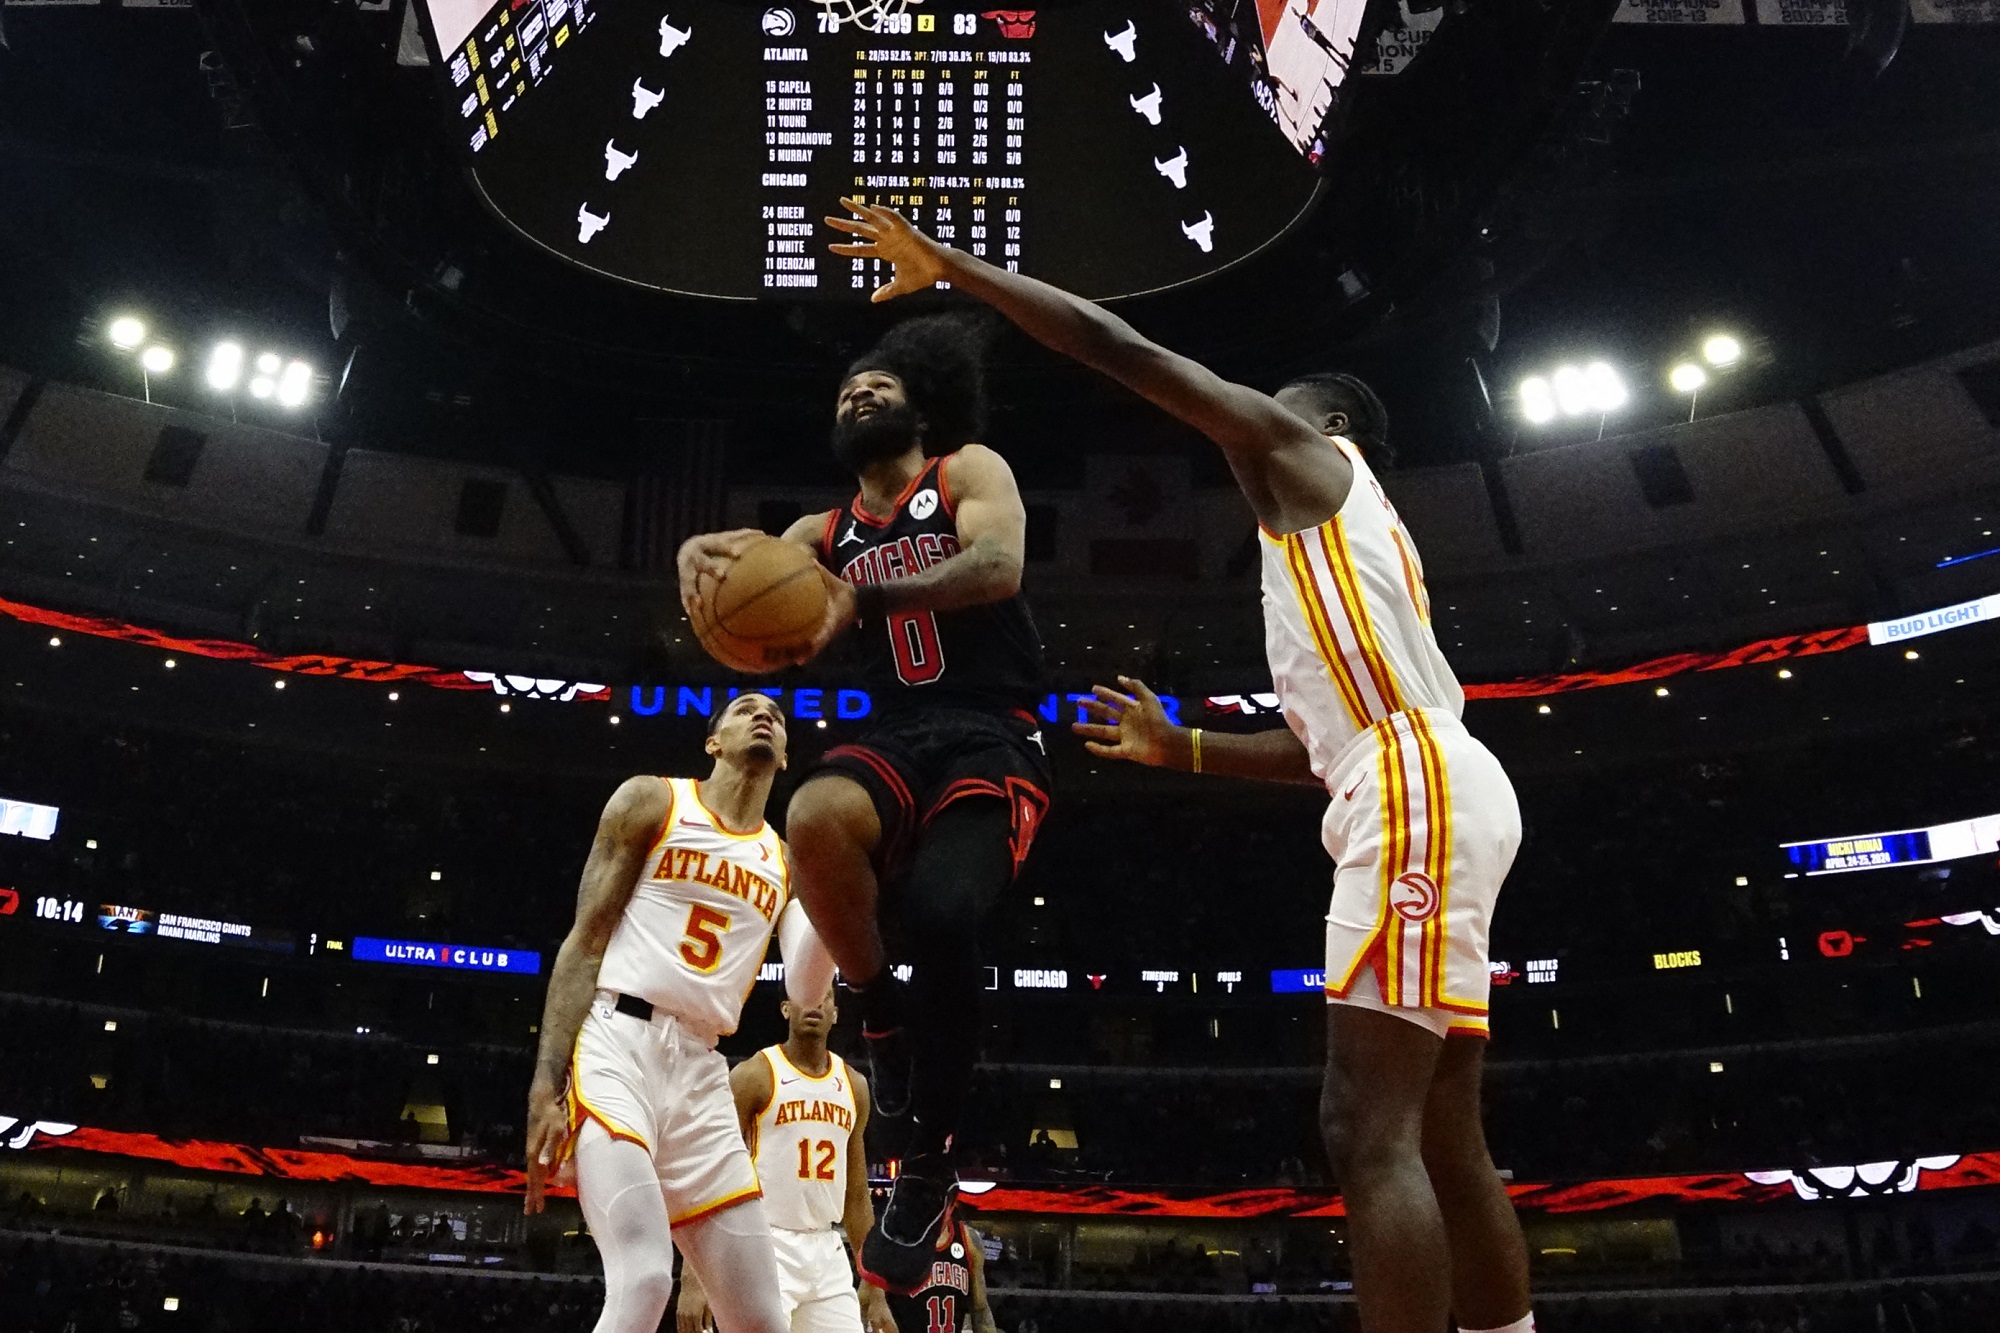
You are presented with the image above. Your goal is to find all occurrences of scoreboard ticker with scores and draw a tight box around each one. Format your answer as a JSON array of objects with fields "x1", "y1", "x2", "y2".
[{"x1": 412, "y1": 1, "x2": 1328, "y2": 301}]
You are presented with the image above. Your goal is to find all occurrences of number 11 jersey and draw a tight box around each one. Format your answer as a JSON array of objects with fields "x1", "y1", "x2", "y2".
[
  {"x1": 819, "y1": 451, "x2": 1047, "y2": 716},
  {"x1": 596, "y1": 777, "x2": 792, "y2": 1043}
]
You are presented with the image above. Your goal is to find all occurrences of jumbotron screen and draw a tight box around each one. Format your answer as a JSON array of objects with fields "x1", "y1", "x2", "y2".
[{"x1": 413, "y1": 0, "x2": 1339, "y2": 300}]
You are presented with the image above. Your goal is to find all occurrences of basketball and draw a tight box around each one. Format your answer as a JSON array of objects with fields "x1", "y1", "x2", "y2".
[{"x1": 692, "y1": 536, "x2": 830, "y2": 673}]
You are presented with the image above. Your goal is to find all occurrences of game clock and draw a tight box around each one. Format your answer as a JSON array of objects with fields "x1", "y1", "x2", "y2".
[{"x1": 414, "y1": 0, "x2": 1329, "y2": 301}]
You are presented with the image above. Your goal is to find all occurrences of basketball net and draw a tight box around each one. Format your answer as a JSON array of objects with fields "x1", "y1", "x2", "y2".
[{"x1": 813, "y1": 0, "x2": 924, "y2": 32}]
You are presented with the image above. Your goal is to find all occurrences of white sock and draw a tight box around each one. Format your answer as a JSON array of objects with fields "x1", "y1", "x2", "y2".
[{"x1": 1459, "y1": 1316, "x2": 1534, "y2": 1333}]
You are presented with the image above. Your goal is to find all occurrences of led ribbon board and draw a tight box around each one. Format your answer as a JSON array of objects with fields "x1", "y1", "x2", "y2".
[
  {"x1": 13, "y1": 1115, "x2": 2000, "y2": 1216},
  {"x1": 1783, "y1": 812, "x2": 2000, "y2": 877},
  {"x1": 413, "y1": 0, "x2": 1324, "y2": 299},
  {"x1": 351, "y1": 936, "x2": 542, "y2": 975}
]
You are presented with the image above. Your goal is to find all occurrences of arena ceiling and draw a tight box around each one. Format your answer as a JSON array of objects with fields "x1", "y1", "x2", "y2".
[{"x1": 0, "y1": 3, "x2": 1997, "y2": 483}]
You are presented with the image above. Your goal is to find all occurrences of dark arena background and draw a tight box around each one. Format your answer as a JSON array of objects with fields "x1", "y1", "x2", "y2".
[{"x1": 3, "y1": 0, "x2": 2000, "y2": 1330}]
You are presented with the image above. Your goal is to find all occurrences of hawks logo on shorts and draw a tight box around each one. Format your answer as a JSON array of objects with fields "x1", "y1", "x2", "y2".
[{"x1": 1259, "y1": 440, "x2": 1522, "y2": 1039}]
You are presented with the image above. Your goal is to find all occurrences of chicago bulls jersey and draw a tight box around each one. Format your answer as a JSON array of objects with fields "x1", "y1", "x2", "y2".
[
  {"x1": 886, "y1": 1219, "x2": 976, "y2": 1333},
  {"x1": 595, "y1": 777, "x2": 791, "y2": 1041},
  {"x1": 749, "y1": 1046, "x2": 858, "y2": 1232},
  {"x1": 820, "y1": 453, "x2": 1047, "y2": 714}
]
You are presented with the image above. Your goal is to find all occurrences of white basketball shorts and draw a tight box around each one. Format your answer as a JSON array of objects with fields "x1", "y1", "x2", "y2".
[
  {"x1": 567, "y1": 993, "x2": 761, "y2": 1225},
  {"x1": 773, "y1": 1226, "x2": 863, "y2": 1333},
  {"x1": 1320, "y1": 708, "x2": 1521, "y2": 1040}
]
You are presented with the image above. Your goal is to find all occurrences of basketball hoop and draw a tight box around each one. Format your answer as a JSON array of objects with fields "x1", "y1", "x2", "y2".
[{"x1": 813, "y1": 0, "x2": 925, "y2": 33}]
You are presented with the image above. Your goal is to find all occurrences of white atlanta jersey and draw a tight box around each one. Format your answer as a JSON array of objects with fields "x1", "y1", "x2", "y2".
[
  {"x1": 596, "y1": 777, "x2": 792, "y2": 1043},
  {"x1": 750, "y1": 1045, "x2": 858, "y2": 1233},
  {"x1": 1258, "y1": 436, "x2": 1463, "y2": 781}
]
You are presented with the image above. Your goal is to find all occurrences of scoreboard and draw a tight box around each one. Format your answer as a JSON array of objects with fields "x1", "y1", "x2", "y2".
[{"x1": 413, "y1": 1, "x2": 1330, "y2": 301}]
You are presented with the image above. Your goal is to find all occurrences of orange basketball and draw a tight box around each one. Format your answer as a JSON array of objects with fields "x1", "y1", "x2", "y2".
[{"x1": 693, "y1": 536, "x2": 829, "y2": 673}]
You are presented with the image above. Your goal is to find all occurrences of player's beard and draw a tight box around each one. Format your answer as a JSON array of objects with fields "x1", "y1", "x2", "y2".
[{"x1": 830, "y1": 402, "x2": 921, "y2": 474}]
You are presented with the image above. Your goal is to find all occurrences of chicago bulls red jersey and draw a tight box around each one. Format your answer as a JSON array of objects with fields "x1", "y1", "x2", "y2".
[{"x1": 820, "y1": 453, "x2": 1047, "y2": 715}]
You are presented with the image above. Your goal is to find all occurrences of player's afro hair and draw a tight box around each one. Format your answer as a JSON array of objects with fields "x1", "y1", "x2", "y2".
[
  {"x1": 844, "y1": 313, "x2": 993, "y2": 451},
  {"x1": 1279, "y1": 372, "x2": 1394, "y2": 470}
]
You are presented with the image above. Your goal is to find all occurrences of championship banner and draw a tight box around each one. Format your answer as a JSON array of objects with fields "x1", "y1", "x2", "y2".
[
  {"x1": 1612, "y1": 0, "x2": 1747, "y2": 23},
  {"x1": 1360, "y1": 1, "x2": 1443, "y2": 75},
  {"x1": 10, "y1": 1114, "x2": 2000, "y2": 1216},
  {"x1": 1911, "y1": 0, "x2": 2000, "y2": 19},
  {"x1": 1754, "y1": 0, "x2": 1846, "y2": 21}
]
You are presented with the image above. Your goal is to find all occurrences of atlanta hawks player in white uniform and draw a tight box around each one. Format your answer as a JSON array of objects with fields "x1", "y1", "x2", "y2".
[
  {"x1": 827, "y1": 200, "x2": 1535, "y2": 1333},
  {"x1": 678, "y1": 989, "x2": 894, "y2": 1333},
  {"x1": 525, "y1": 692, "x2": 837, "y2": 1333}
]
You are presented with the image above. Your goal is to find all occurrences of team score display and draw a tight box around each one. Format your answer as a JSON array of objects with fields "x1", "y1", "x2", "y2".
[
  {"x1": 679, "y1": 904, "x2": 730, "y2": 972},
  {"x1": 890, "y1": 611, "x2": 945, "y2": 685},
  {"x1": 925, "y1": 1295, "x2": 957, "y2": 1333},
  {"x1": 796, "y1": 1137, "x2": 837, "y2": 1180}
]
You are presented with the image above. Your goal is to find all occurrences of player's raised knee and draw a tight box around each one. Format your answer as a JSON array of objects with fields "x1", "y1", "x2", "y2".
[{"x1": 786, "y1": 775, "x2": 878, "y2": 848}]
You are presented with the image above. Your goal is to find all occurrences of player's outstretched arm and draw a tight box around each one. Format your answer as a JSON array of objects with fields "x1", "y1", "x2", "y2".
[
  {"x1": 523, "y1": 775, "x2": 668, "y2": 1215},
  {"x1": 827, "y1": 199, "x2": 1350, "y2": 533},
  {"x1": 964, "y1": 1224, "x2": 1001, "y2": 1333},
  {"x1": 843, "y1": 1073, "x2": 898, "y2": 1333},
  {"x1": 1073, "y1": 677, "x2": 1319, "y2": 786},
  {"x1": 777, "y1": 897, "x2": 839, "y2": 1009}
]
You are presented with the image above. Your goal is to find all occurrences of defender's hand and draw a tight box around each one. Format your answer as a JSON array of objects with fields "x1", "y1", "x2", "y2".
[
  {"x1": 674, "y1": 1277, "x2": 713, "y2": 1333},
  {"x1": 1072, "y1": 676, "x2": 1178, "y2": 768},
  {"x1": 792, "y1": 568, "x2": 859, "y2": 666},
  {"x1": 859, "y1": 1283, "x2": 899, "y2": 1333},
  {"x1": 522, "y1": 1079, "x2": 570, "y2": 1216},
  {"x1": 677, "y1": 529, "x2": 767, "y2": 622},
  {"x1": 827, "y1": 198, "x2": 952, "y2": 303}
]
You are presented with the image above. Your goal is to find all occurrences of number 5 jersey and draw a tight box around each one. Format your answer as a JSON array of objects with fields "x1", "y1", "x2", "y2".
[{"x1": 595, "y1": 776, "x2": 796, "y2": 1045}]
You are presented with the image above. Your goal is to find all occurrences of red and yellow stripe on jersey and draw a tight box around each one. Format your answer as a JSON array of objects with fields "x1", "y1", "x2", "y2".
[{"x1": 1258, "y1": 439, "x2": 1463, "y2": 786}]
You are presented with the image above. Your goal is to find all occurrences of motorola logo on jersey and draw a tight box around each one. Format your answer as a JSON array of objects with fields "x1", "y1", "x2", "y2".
[
  {"x1": 1391, "y1": 872, "x2": 1440, "y2": 922},
  {"x1": 908, "y1": 488, "x2": 939, "y2": 520}
]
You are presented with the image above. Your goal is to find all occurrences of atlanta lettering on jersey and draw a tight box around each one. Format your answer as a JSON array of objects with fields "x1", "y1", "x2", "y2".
[
  {"x1": 838, "y1": 531, "x2": 961, "y2": 588},
  {"x1": 651, "y1": 848, "x2": 782, "y2": 922},
  {"x1": 772, "y1": 1097, "x2": 856, "y2": 1131}
]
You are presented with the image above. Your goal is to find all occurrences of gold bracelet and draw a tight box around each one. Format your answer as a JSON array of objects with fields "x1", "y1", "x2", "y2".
[{"x1": 1190, "y1": 728, "x2": 1203, "y2": 774}]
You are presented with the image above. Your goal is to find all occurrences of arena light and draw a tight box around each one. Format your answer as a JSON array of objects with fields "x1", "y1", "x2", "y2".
[
  {"x1": 205, "y1": 341, "x2": 245, "y2": 391},
  {"x1": 1518, "y1": 376, "x2": 1557, "y2": 425},
  {"x1": 256, "y1": 352, "x2": 281, "y2": 375},
  {"x1": 249, "y1": 375, "x2": 276, "y2": 400},
  {"x1": 1551, "y1": 365, "x2": 1590, "y2": 416},
  {"x1": 139, "y1": 345, "x2": 175, "y2": 375},
  {"x1": 1669, "y1": 363, "x2": 1707, "y2": 394},
  {"x1": 107, "y1": 316, "x2": 146, "y2": 350},
  {"x1": 1703, "y1": 333, "x2": 1743, "y2": 368},
  {"x1": 1582, "y1": 361, "x2": 1626, "y2": 412},
  {"x1": 276, "y1": 359, "x2": 313, "y2": 408}
]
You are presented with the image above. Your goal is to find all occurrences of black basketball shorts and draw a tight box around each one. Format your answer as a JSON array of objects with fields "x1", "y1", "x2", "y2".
[{"x1": 804, "y1": 706, "x2": 1053, "y2": 880}]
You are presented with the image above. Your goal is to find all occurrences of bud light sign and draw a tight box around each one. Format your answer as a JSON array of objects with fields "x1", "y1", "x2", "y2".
[{"x1": 351, "y1": 937, "x2": 541, "y2": 976}]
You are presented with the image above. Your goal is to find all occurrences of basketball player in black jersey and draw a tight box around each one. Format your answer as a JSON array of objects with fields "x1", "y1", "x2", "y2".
[
  {"x1": 887, "y1": 1217, "x2": 998, "y2": 1333},
  {"x1": 677, "y1": 315, "x2": 1051, "y2": 1294}
]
